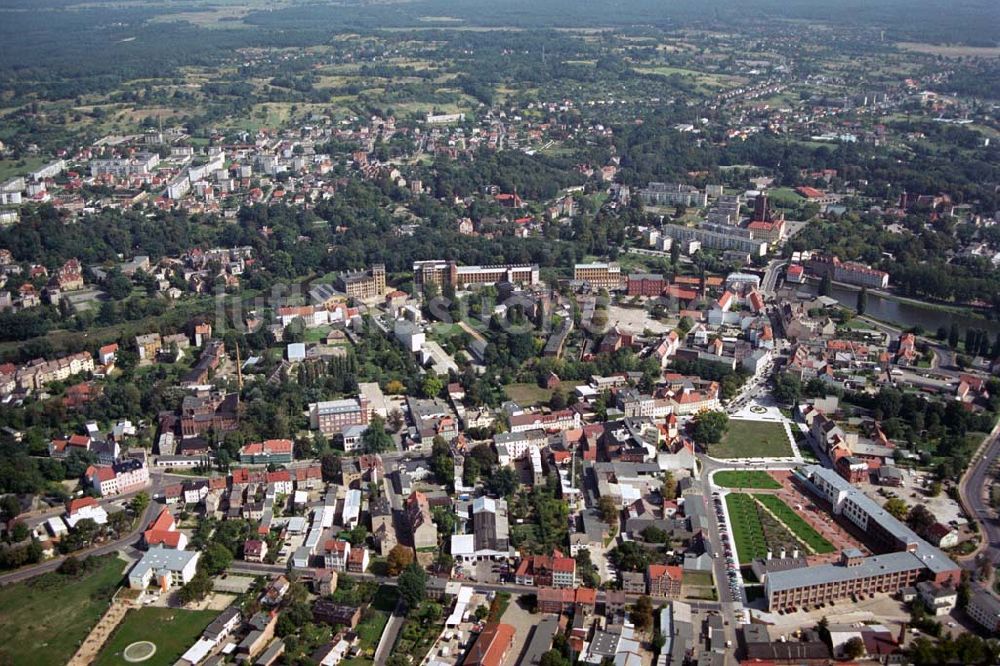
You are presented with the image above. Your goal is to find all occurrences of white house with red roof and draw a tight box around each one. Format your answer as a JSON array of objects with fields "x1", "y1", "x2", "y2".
[
  {"x1": 84, "y1": 458, "x2": 150, "y2": 497},
  {"x1": 65, "y1": 496, "x2": 108, "y2": 528},
  {"x1": 98, "y1": 343, "x2": 119, "y2": 366}
]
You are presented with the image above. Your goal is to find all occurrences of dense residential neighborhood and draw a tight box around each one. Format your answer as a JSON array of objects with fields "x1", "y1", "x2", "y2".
[{"x1": 0, "y1": 1, "x2": 999, "y2": 666}]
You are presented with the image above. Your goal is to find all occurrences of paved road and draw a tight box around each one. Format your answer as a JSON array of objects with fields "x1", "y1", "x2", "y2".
[
  {"x1": 0, "y1": 498, "x2": 159, "y2": 586},
  {"x1": 229, "y1": 562, "x2": 727, "y2": 612},
  {"x1": 760, "y1": 259, "x2": 786, "y2": 297},
  {"x1": 958, "y1": 424, "x2": 1000, "y2": 568},
  {"x1": 0, "y1": 470, "x2": 189, "y2": 586}
]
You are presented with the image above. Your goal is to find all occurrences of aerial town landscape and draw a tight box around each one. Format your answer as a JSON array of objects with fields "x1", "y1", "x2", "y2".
[{"x1": 0, "y1": 0, "x2": 998, "y2": 665}]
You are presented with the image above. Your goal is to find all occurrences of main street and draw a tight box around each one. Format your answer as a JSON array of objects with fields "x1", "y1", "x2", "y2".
[
  {"x1": 958, "y1": 423, "x2": 1000, "y2": 569},
  {"x1": 228, "y1": 562, "x2": 727, "y2": 613}
]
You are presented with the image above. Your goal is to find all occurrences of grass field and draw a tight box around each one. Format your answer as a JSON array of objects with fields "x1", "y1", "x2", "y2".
[
  {"x1": 754, "y1": 494, "x2": 835, "y2": 554},
  {"x1": 95, "y1": 607, "x2": 217, "y2": 666},
  {"x1": 0, "y1": 555, "x2": 126, "y2": 665},
  {"x1": 725, "y1": 493, "x2": 768, "y2": 564},
  {"x1": 504, "y1": 382, "x2": 554, "y2": 405},
  {"x1": 711, "y1": 420, "x2": 793, "y2": 459},
  {"x1": 713, "y1": 470, "x2": 782, "y2": 489},
  {"x1": 682, "y1": 571, "x2": 715, "y2": 587},
  {"x1": 303, "y1": 325, "x2": 332, "y2": 343}
]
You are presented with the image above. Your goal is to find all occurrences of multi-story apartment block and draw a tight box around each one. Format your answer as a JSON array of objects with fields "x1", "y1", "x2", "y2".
[
  {"x1": 494, "y1": 429, "x2": 548, "y2": 462},
  {"x1": 639, "y1": 182, "x2": 708, "y2": 207},
  {"x1": 136, "y1": 333, "x2": 163, "y2": 361},
  {"x1": 659, "y1": 223, "x2": 768, "y2": 258},
  {"x1": 806, "y1": 255, "x2": 889, "y2": 289},
  {"x1": 90, "y1": 153, "x2": 161, "y2": 178},
  {"x1": 85, "y1": 458, "x2": 150, "y2": 497},
  {"x1": 574, "y1": 262, "x2": 623, "y2": 290},
  {"x1": 627, "y1": 273, "x2": 666, "y2": 297},
  {"x1": 335, "y1": 264, "x2": 386, "y2": 301},
  {"x1": 11, "y1": 351, "x2": 95, "y2": 394},
  {"x1": 412, "y1": 260, "x2": 539, "y2": 289},
  {"x1": 967, "y1": 587, "x2": 1000, "y2": 633},
  {"x1": 309, "y1": 397, "x2": 370, "y2": 437},
  {"x1": 508, "y1": 408, "x2": 581, "y2": 433}
]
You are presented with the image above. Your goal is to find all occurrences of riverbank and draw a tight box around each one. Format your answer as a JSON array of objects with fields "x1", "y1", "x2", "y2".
[
  {"x1": 804, "y1": 276, "x2": 995, "y2": 318},
  {"x1": 795, "y1": 278, "x2": 1000, "y2": 336}
]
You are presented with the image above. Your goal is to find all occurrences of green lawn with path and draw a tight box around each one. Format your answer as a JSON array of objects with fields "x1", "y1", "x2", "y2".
[
  {"x1": 95, "y1": 607, "x2": 217, "y2": 666},
  {"x1": 754, "y1": 494, "x2": 835, "y2": 554},
  {"x1": 0, "y1": 554, "x2": 126, "y2": 665},
  {"x1": 725, "y1": 493, "x2": 768, "y2": 563},
  {"x1": 713, "y1": 470, "x2": 782, "y2": 489},
  {"x1": 711, "y1": 420, "x2": 793, "y2": 459}
]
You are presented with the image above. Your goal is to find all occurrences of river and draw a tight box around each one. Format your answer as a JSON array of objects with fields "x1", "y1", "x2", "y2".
[{"x1": 798, "y1": 282, "x2": 1000, "y2": 336}]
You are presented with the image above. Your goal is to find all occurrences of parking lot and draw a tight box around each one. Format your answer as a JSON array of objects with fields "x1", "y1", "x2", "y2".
[
  {"x1": 605, "y1": 305, "x2": 673, "y2": 335},
  {"x1": 711, "y1": 490, "x2": 747, "y2": 603},
  {"x1": 858, "y1": 470, "x2": 965, "y2": 527}
]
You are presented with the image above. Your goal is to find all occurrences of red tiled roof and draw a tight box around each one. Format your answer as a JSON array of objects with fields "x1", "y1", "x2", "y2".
[
  {"x1": 67, "y1": 497, "x2": 98, "y2": 514},
  {"x1": 648, "y1": 564, "x2": 682, "y2": 580},
  {"x1": 147, "y1": 508, "x2": 175, "y2": 532},
  {"x1": 145, "y1": 530, "x2": 183, "y2": 547},
  {"x1": 463, "y1": 623, "x2": 515, "y2": 666}
]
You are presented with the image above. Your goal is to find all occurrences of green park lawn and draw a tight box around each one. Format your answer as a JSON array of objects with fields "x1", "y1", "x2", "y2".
[
  {"x1": 711, "y1": 420, "x2": 793, "y2": 459},
  {"x1": 725, "y1": 493, "x2": 768, "y2": 564},
  {"x1": 95, "y1": 607, "x2": 217, "y2": 666},
  {"x1": 0, "y1": 555, "x2": 126, "y2": 665},
  {"x1": 713, "y1": 470, "x2": 782, "y2": 489},
  {"x1": 754, "y1": 494, "x2": 835, "y2": 554}
]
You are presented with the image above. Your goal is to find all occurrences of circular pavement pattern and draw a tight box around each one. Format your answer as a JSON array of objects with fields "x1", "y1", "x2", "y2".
[
  {"x1": 749, "y1": 405, "x2": 767, "y2": 414},
  {"x1": 123, "y1": 641, "x2": 157, "y2": 663}
]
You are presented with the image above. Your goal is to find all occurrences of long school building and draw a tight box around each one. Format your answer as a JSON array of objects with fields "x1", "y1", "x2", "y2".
[{"x1": 764, "y1": 465, "x2": 961, "y2": 611}]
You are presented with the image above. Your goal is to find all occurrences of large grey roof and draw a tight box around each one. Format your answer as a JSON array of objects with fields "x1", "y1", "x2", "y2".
[
  {"x1": 806, "y1": 465, "x2": 957, "y2": 574},
  {"x1": 766, "y1": 551, "x2": 924, "y2": 592}
]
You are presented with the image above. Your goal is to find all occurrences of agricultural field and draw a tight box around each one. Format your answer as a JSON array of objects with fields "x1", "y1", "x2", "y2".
[
  {"x1": 713, "y1": 470, "x2": 782, "y2": 489},
  {"x1": 711, "y1": 420, "x2": 793, "y2": 459},
  {"x1": 754, "y1": 494, "x2": 836, "y2": 555}
]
